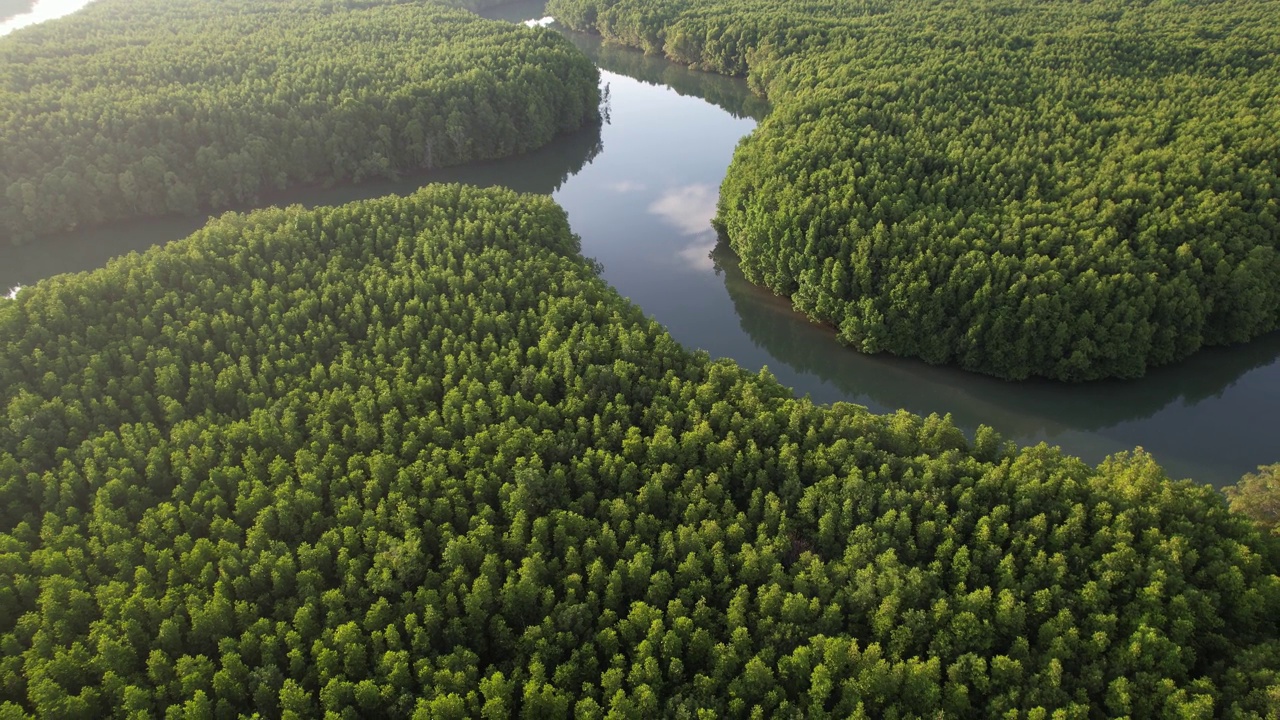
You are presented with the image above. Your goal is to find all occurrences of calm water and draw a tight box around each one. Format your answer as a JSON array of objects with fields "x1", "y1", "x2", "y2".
[
  {"x1": 0, "y1": 0, "x2": 35, "y2": 23},
  {"x1": 4, "y1": 2, "x2": 1277, "y2": 486},
  {"x1": 0, "y1": 0, "x2": 97, "y2": 35},
  {"x1": 0, "y1": 0, "x2": 33, "y2": 20}
]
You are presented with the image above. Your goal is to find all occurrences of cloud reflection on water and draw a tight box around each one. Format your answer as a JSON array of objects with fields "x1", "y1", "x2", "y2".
[
  {"x1": 607, "y1": 180, "x2": 648, "y2": 193},
  {"x1": 1, "y1": 0, "x2": 98, "y2": 36},
  {"x1": 676, "y1": 238, "x2": 718, "y2": 272},
  {"x1": 649, "y1": 184, "x2": 720, "y2": 272}
]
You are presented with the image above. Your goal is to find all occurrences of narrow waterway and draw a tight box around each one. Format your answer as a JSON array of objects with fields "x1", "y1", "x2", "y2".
[{"x1": 3, "y1": 0, "x2": 1277, "y2": 486}]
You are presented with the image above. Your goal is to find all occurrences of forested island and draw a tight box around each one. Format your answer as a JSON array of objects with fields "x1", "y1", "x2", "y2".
[
  {"x1": 0, "y1": 186, "x2": 1277, "y2": 716},
  {"x1": 0, "y1": 0, "x2": 599, "y2": 243},
  {"x1": 549, "y1": 0, "x2": 1280, "y2": 380}
]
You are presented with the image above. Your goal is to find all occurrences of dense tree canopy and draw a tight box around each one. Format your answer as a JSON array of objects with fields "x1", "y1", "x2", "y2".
[
  {"x1": 1227, "y1": 464, "x2": 1280, "y2": 536},
  {"x1": 0, "y1": 185, "x2": 1277, "y2": 717},
  {"x1": 549, "y1": 0, "x2": 1280, "y2": 380},
  {"x1": 0, "y1": 0, "x2": 599, "y2": 243}
]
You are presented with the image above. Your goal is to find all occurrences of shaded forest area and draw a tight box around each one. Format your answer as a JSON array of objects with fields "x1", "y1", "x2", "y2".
[
  {"x1": 0, "y1": 186, "x2": 1277, "y2": 717},
  {"x1": 0, "y1": 0, "x2": 600, "y2": 243},
  {"x1": 549, "y1": 0, "x2": 1280, "y2": 380}
]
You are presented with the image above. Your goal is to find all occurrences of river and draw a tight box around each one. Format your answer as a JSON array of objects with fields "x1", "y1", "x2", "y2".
[{"x1": 3, "y1": 0, "x2": 1277, "y2": 486}]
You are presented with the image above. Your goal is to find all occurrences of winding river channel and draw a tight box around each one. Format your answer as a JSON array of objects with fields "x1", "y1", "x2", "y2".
[{"x1": 3, "y1": 0, "x2": 1277, "y2": 486}]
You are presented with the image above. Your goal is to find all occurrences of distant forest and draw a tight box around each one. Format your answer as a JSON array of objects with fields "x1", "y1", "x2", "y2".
[
  {"x1": 0, "y1": 186, "x2": 1277, "y2": 717},
  {"x1": 0, "y1": 0, "x2": 599, "y2": 243},
  {"x1": 549, "y1": 0, "x2": 1280, "y2": 380}
]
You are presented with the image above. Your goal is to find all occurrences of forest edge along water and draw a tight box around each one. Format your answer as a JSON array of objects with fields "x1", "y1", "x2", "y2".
[{"x1": 2, "y1": 0, "x2": 1277, "y2": 486}]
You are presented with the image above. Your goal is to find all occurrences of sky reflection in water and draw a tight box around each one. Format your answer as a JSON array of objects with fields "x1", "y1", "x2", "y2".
[
  {"x1": 0, "y1": 0, "x2": 97, "y2": 36},
  {"x1": 647, "y1": 184, "x2": 720, "y2": 272}
]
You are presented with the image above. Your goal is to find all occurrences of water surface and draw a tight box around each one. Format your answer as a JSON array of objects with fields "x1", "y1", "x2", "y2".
[
  {"x1": 0, "y1": 0, "x2": 96, "y2": 35},
  {"x1": 0, "y1": 0, "x2": 35, "y2": 23}
]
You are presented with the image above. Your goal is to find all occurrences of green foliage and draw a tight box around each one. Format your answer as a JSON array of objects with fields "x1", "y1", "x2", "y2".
[
  {"x1": 549, "y1": 0, "x2": 1280, "y2": 380},
  {"x1": 1227, "y1": 464, "x2": 1280, "y2": 536},
  {"x1": 0, "y1": 0, "x2": 599, "y2": 243},
  {"x1": 0, "y1": 185, "x2": 1276, "y2": 716}
]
